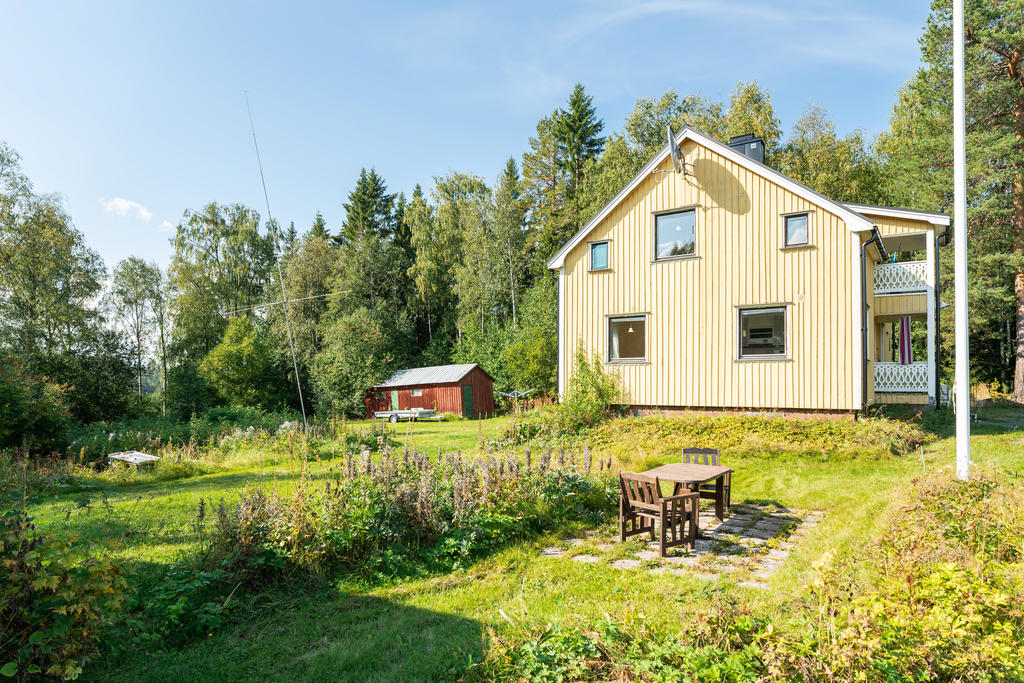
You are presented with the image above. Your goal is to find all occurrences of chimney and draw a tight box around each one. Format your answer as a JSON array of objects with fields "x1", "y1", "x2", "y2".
[{"x1": 728, "y1": 134, "x2": 764, "y2": 164}]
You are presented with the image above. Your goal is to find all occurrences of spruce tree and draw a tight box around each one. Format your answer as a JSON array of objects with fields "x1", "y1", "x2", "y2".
[
  {"x1": 555, "y1": 83, "x2": 605, "y2": 190},
  {"x1": 337, "y1": 168, "x2": 395, "y2": 246},
  {"x1": 554, "y1": 84, "x2": 605, "y2": 235},
  {"x1": 307, "y1": 211, "x2": 331, "y2": 241}
]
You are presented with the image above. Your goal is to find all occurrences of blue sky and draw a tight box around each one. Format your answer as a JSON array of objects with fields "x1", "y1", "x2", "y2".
[{"x1": 0, "y1": 1, "x2": 932, "y2": 269}]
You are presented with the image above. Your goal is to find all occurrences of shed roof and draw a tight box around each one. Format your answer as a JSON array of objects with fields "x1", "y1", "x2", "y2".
[{"x1": 373, "y1": 363, "x2": 490, "y2": 388}]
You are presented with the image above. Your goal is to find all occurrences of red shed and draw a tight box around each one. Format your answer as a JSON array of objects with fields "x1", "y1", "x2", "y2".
[{"x1": 365, "y1": 363, "x2": 495, "y2": 418}]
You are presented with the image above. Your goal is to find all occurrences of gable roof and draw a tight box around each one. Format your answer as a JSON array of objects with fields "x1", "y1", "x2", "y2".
[
  {"x1": 842, "y1": 202, "x2": 950, "y2": 227},
  {"x1": 546, "y1": 126, "x2": 878, "y2": 270},
  {"x1": 373, "y1": 363, "x2": 490, "y2": 388}
]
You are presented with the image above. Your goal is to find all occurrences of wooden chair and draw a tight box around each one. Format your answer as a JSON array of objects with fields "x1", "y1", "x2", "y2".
[
  {"x1": 682, "y1": 447, "x2": 731, "y2": 511},
  {"x1": 618, "y1": 472, "x2": 699, "y2": 556}
]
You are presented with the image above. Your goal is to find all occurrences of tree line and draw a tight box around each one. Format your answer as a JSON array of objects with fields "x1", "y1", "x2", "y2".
[{"x1": 2, "y1": 0, "x2": 1023, "y2": 448}]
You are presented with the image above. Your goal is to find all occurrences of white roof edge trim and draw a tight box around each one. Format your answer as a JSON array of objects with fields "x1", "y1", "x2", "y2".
[
  {"x1": 546, "y1": 126, "x2": 875, "y2": 270},
  {"x1": 842, "y1": 203, "x2": 951, "y2": 227}
]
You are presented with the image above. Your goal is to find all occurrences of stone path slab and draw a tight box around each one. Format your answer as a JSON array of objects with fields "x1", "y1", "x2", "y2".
[{"x1": 537, "y1": 503, "x2": 823, "y2": 584}]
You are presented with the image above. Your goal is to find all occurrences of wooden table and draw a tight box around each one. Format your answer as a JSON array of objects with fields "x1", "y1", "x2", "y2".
[{"x1": 640, "y1": 463, "x2": 733, "y2": 522}]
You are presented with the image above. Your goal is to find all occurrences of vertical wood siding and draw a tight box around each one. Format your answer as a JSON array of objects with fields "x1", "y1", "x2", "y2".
[
  {"x1": 363, "y1": 367, "x2": 495, "y2": 417},
  {"x1": 559, "y1": 140, "x2": 858, "y2": 411}
]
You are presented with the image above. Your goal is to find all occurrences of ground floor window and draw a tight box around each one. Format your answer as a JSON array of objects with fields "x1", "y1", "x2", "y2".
[
  {"x1": 411, "y1": 388, "x2": 423, "y2": 397},
  {"x1": 608, "y1": 315, "x2": 646, "y2": 362},
  {"x1": 738, "y1": 307, "x2": 787, "y2": 359}
]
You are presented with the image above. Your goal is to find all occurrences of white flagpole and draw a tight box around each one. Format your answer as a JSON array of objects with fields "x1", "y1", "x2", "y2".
[{"x1": 953, "y1": 0, "x2": 970, "y2": 480}]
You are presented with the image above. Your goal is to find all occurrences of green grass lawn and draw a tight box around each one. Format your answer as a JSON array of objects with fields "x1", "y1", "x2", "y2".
[{"x1": 25, "y1": 411, "x2": 1024, "y2": 681}]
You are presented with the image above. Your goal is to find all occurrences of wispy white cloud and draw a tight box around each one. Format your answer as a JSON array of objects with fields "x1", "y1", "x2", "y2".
[
  {"x1": 102, "y1": 197, "x2": 153, "y2": 221},
  {"x1": 553, "y1": 0, "x2": 920, "y2": 71},
  {"x1": 157, "y1": 220, "x2": 174, "y2": 232}
]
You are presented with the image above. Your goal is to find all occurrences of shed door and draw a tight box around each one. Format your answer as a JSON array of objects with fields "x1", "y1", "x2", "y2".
[
  {"x1": 390, "y1": 390, "x2": 399, "y2": 410},
  {"x1": 461, "y1": 384, "x2": 474, "y2": 418}
]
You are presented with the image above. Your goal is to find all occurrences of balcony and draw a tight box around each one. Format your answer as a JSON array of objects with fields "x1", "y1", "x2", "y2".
[
  {"x1": 874, "y1": 260, "x2": 928, "y2": 295},
  {"x1": 874, "y1": 362, "x2": 928, "y2": 393}
]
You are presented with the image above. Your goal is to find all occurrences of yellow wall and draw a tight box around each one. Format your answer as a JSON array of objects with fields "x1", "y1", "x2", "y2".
[
  {"x1": 559, "y1": 139, "x2": 858, "y2": 411},
  {"x1": 872, "y1": 216, "x2": 934, "y2": 238},
  {"x1": 874, "y1": 294, "x2": 928, "y2": 316}
]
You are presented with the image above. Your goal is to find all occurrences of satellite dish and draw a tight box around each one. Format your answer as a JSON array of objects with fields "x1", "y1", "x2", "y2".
[{"x1": 666, "y1": 125, "x2": 685, "y2": 174}]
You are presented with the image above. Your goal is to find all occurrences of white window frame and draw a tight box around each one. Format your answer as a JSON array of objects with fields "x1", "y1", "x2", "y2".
[
  {"x1": 589, "y1": 240, "x2": 611, "y2": 271},
  {"x1": 410, "y1": 388, "x2": 423, "y2": 397},
  {"x1": 607, "y1": 314, "x2": 648, "y2": 364},
  {"x1": 652, "y1": 207, "x2": 697, "y2": 262},
  {"x1": 737, "y1": 305, "x2": 790, "y2": 361},
  {"x1": 782, "y1": 211, "x2": 811, "y2": 248}
]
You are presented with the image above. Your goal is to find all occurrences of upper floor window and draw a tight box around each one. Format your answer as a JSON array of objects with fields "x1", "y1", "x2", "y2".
[
  {"x1": 590, "y1": 241, "x2": 610, "y2": 270},
  {"x1": 784, "y1": 213, "x2": 809, "y2": 247},
  {"x1": 738, "y1": 307, "x2": 787, "y2": 359},
  {"x1": 654, "y1": 209, "x2": 695, "y2": 260}
]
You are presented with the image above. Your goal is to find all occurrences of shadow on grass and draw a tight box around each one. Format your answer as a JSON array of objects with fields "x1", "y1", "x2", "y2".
[{"x1": 92, "y1": 590, "x2": 485, "y2": 683}]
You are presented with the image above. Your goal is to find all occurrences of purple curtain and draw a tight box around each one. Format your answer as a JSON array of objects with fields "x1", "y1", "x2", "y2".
[{"x1": 898, "y1": 316, "x2": 912, "y2": 364}]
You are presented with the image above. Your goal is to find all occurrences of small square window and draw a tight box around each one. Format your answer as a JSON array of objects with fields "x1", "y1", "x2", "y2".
[
  {"x1": 784, "y1": 213, "x2": 809, "y2": 246},
  {"x1": 608, "y1": 316, "x2": 646, "y2": 362},
  {"x1": 655, "y1": 209, "x2": 695, "y2": 260},
  {"x1": 590, "y1": 241, "x2": 609, "y2": 270},
  {"x1": 411, "y1": 388, "x2": 423, "y2": 397},
  {"x1": 739, "y1": 307, "x2": 787, "y2": 359}
]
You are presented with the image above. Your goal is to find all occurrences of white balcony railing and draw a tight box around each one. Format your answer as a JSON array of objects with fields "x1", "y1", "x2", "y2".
[
  {"x1": 874, "y1": 362, "x2": 928, "y2": 393},
  {"x1": 874, "y1": 260, "x2": 928, "y2": 295}
]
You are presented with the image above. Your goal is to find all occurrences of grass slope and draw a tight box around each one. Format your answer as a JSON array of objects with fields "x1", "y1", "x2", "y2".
[{"x1": 24, "y1": 411, "x2": 1024, "y2": 681}]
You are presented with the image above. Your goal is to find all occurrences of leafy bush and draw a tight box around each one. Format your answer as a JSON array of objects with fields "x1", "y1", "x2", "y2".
[
  {"x1": 211, "y1": 446, "x2": 617, "y2": 578},
  {"x1": 0, "y1": 356, "x2": 71, "y2": 453},
  {"x1": 501, "y1": 350, "x2": 619, "y2": 445},
  {"x1": 557, "y1": 350, "x2": 620, "y2": 434},
  {"x1": 312, "y1": 308, "x2": 398, "y2": 418},
  {"x1": 199, "y1": 317, "x2": 292, "y2": 410},
  {"x1": 66, "y1": 406, "x2": 298, "y2": 461},
  {"x1": 1, "y1": 500, "x2": 125, "y2": 680}
]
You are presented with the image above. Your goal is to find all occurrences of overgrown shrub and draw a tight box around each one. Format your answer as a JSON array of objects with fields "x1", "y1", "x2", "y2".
[
  {"x1": 1, "y1": 500, "x2": 125, "y2": 680},
  {"x1": 501, "y1": 350, "x2": 619, "y2": 445},
  {"x1": 211, "y1": 446, "x2": 617, "y2": 578},
  {"x1": 0, "y1": 356, "x2": 71, "y2": 453},
  {"x1": 557, "y1": 350, "x2": 620, "y2": 434},
  {"x1": 66, "y1": 406, "x2": 299, "y2": 461}
]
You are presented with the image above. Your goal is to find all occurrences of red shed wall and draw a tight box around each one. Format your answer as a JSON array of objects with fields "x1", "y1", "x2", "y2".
[{"x1": 364, "y1": 367, "x2": 495, "y2": 418}]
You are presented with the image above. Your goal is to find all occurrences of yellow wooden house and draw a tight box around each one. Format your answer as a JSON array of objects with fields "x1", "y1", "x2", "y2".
[{"x1": 547, "y1": 126, "x2": 950, "y2": 416}]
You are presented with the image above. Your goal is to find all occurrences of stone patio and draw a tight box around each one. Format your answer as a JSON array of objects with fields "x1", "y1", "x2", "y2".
[{"x1": 538, "y1": 504, "x2": 823, "y2": 589}]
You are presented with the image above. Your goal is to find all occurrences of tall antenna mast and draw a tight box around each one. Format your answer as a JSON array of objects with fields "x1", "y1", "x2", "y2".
[
  {"x1": 952, "y1": 0, "x2": 970, "y2": 480},
  {"x1": 244, "y1": 91, "x2": 309, "y2": 432}
]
